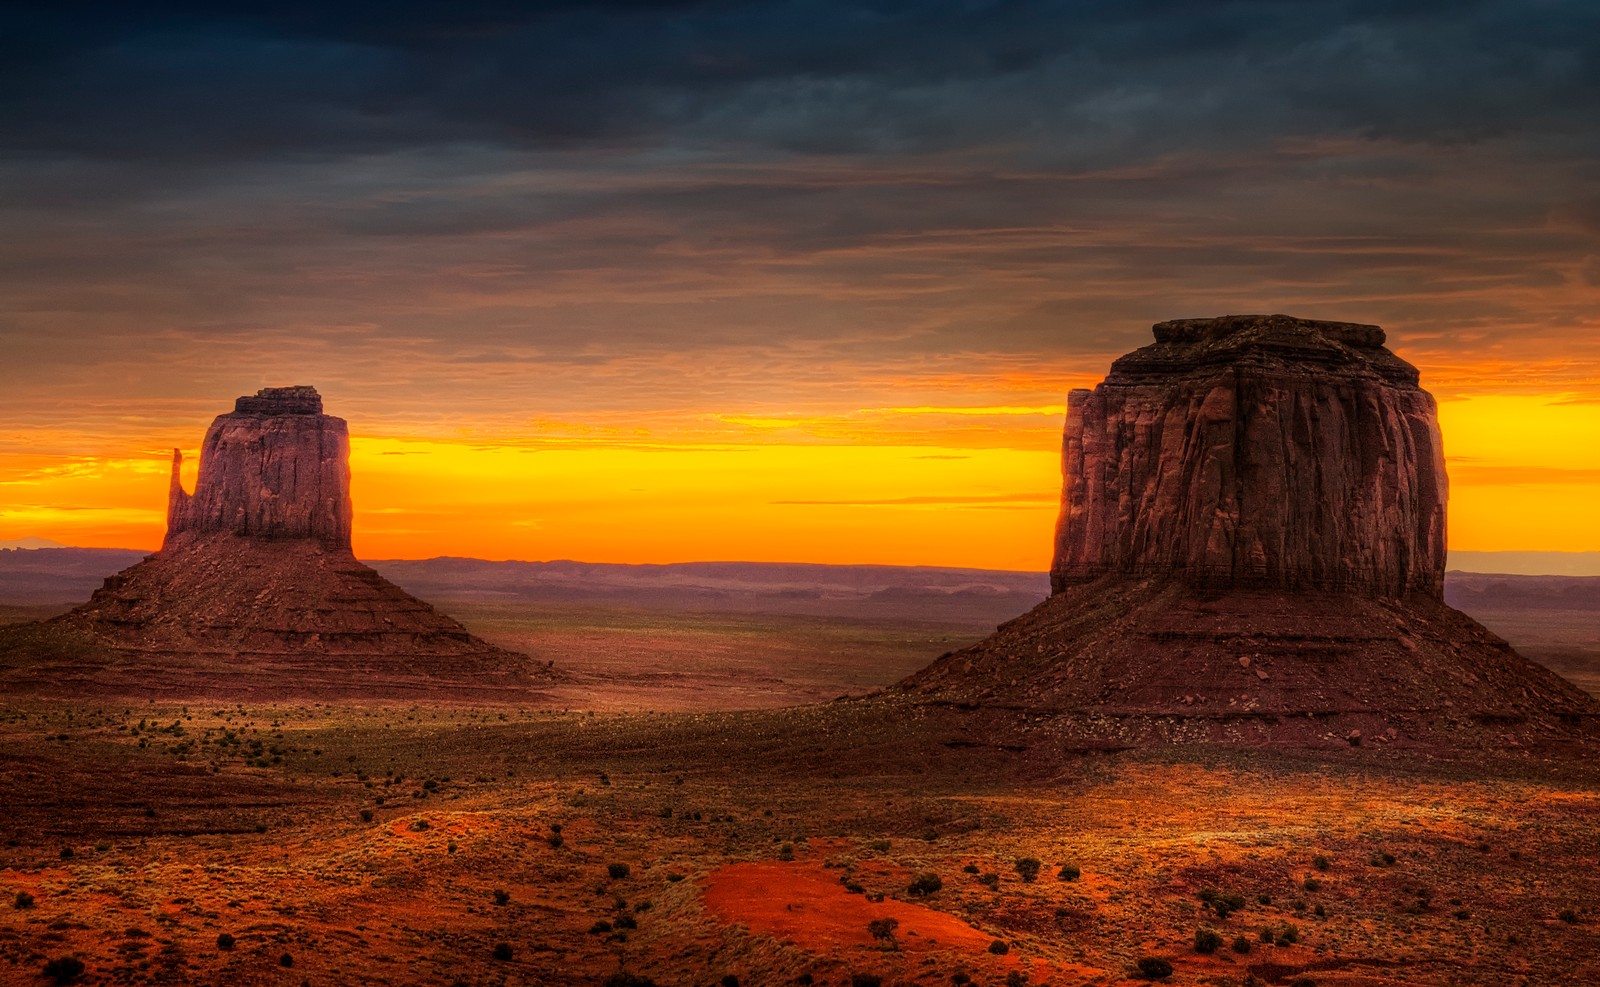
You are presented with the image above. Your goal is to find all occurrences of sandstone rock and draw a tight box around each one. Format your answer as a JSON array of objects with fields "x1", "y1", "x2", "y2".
[
  {"x1": 8, "y1": 385, "x2": 548, "y2": 699},
  {"x1": 166, "y1": 385, "x2": 351, "y2": 549},
  {"x1": 902, "y1": 315, "x2": 1599, "y2": 751},
  {"x1": 1051, "y1": 315, "x2": 1446, "y2": 598}
]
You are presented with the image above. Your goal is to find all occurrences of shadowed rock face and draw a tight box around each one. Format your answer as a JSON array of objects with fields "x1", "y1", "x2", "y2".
[
  {"x1": 1051, "y1": 315, "x2": 1447, "y2": 599},
  {"x1": 166, "y1": 385, "x2": 352, "y2": 549}
]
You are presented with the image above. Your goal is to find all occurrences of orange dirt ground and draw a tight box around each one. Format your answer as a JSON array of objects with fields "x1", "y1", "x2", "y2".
[{"x1": 1, "y1": 699, "x2": 1598, "y2": 986}]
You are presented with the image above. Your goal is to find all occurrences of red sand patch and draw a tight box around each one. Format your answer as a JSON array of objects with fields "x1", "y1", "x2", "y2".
[{"x1": 702, "y1": 861, "x2": 999, "y2": 954}]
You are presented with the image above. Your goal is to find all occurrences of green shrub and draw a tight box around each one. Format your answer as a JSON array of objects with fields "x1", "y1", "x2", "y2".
[
  {"x1": 1014, "y1": 857, "x2": 1042, "y2": 883},
  {"x1": 1313, "y1": 854, "x2": 1330, "y2": 870},
  {"x1": 493, "y1": 889, "x2": 510, "y2": 906},
  {"x1": 1231, "y1": 935, "x2": 1251, "y2": 954},
  {"x1": 987, "y1": 939, "x2": 1010, "y2": 955},
  {"x1": 1303, "y1": 876, "x2": 1322, "y2": 892},
  {"x1": 13, "y1": 891, "x2": 34, "y2": 910},
  {"x1": 360, "y1": 809, "x2": 374, "y2": 822},
  {"x1": 908, "y1": 872, "x2": 942, "y2": 896},
  {"x1": 1194, "y1": 928, "x2": 1224, "y2": 954},
  {"x1": 1135, "y1": 957, "x2": 1173, "y2": 980},
  {"x1": 1058, "y1": 863, "x2": 1081, "y2": 881},
  {"x1": 868, "y1": 917, "x2": 899, "y2": 941},
  {"x1": 978, "y1": 872, "x2": 999, "y2": 889},
  {"x1": 607, "y1": 862, "x2": 631, "y2": 880}
]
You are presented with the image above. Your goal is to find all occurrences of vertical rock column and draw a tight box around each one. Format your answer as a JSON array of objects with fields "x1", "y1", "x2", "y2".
[
  {"x1": 163, "y1": 385, "x2": 353, "y2": 550},
  {"x1": 1050, "y1": 315, "x2": 1447, "y2": 599}
]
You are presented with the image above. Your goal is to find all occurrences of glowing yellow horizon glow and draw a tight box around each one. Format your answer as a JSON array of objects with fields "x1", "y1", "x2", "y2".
[{"x1": 3, "y1": 395, "x2": 1597, "y2": 567}]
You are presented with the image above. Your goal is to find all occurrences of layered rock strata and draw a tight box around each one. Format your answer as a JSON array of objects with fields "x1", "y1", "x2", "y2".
[
  {"x1": 166, "y1": 385, "x2": 352, "y2": 548},
  {"x1": 903, "y1": 316, "x2": 1598, "y2": 750},
  {"x1": 1051, "y1": 315, "x2": 1446, "y2": 597},
  {"x1": 12, "y1": 386, "x2": 545, "y2": 698}
]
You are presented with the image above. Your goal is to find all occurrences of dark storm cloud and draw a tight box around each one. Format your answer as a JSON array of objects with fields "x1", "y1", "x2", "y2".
[
  {"x1": 6, "y1": 1, "x2": 1597, "y2": 165},
  {"x1": 3, "y1": 0, "x2": 1600, "y2": 444}
]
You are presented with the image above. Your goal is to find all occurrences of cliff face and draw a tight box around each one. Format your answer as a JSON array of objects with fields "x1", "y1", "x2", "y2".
[
  {"x1": 166, "y1": 385, "x2": 352, "y2": 550},
  {"x1": 1050, "y1": 315, "x2": 1447, "y2": 599},
  {"x1": 902, "y1": 314, "x2": 1597, "y2": 751},
  {"x1": 22, "y1": 385, "x2": 548, "y2": 699}
]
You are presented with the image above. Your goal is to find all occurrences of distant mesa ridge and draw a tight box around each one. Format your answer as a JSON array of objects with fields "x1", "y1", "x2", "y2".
[{"x1": 904, "y1": 315, "x2": 1599, "y2": 750}]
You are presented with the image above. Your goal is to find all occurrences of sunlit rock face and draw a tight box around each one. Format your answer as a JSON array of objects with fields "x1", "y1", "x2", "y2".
[
  {"x1": 166, "y1": 385, "x2": 352, "y2": 550},
  {"x1": 1050, "y1": 315, "x2": 1447, "y2": 599}
]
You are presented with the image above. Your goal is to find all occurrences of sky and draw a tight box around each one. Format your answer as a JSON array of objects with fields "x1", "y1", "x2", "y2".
[{"x1": 2, "y1": 0, "x2": 1599, "y2": 569}]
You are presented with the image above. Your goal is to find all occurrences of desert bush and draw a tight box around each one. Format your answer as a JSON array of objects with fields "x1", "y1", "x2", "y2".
[
  {"x1": 978, "y1": 872, "x2": 1000, "y2": 889},
  {"x1": 608, "y1": 862, "x2": 632, "y2": 880},
  {"x1": 1289, "y1": 977, "x2": 1317, "y2": 987},
  {"x1": 1058, "y1": 863, "x2": 1081, "y2": 881},
  {"x1": 602, "y1": 976, "x2": 658, "y2": 987},
  {"x1": 868, "y1": 917, "x2": 899, "y2": 941},
  {"x1": 216, "y1": 933, "x2": 234, "y2": 951},
  {"x1": 492, "y1": 942, "x2": 514, "y2": 961},
  {"x1": 1559, "y1": 909, "x2": 1579, "y2": 924},
  {"x1": 952, "y1": 974, "x2": 971, "y2": 985},
  {"x1": 615, "y1": 914, "x2": 638, "y2": 930},
  {"x1": 589, "y1": 920, "x2": 614, "y2": 934},
  {"x1": 778, "y1": 843, "x2": 795, "y2": 861},
  {"x1": 1005, "y1": 972, "x2": 1027, "y2": 987},
  {"x1": 278, "y1": 953, "x2": 293, "y2": 968},
  {"x1": 1276, "y1": 922, "x2": 1300, "y2": 945},
  {"x1": 962, "y1": 862, "x2": 979, "y2": 874},
  {"x1": 1313, "y1": 854, "x2": 1330, "y2": 870},
  {"x1": 1302, "y1": 876, "x2": 1322, "y2": 892},
  {"x1": 1231, "y1": 935, "x2": 1251, "y2": 953},
  {"x1": 850, "y1": 975, "x2": 882, "y2": 987},
  {"x1": 720, "y1": 976, "x2": 739, "y2": 987},
  {"x1": 867, "y1": 839, "x2": 891, "y2": 852},
  {"x1": 908, "y1": 872, "x2": 943, "y2": 896},
  {"x1": 13, "y1": 891, "x2": 34, "y2": 909},
  {"x1": 1194, "y1": 928, "x2": 1224, "y2": 953},
  {"x1": 59, "y1": 847, "x2": 74, "y2": 859},
  {"x1": 408, "y1": 819, "x2": 430, "y2": 832},
  {"x1": 1014, "y1": 857, "x2": 1042, "y2": 882},
  {"x1": 1368, "y1": 852, "x2": 1396, "y2": 867},
  {"x1": 987, "y1": 939, "x2": 1010, "y2": 955},
  {"x1": 360, "y1": 809, "x2": 374, "y2": 822},
  {"x1": 42, "y1": 956, "x2": 84, "y2": 985},
  {"x1": 547, "y1": 832, "x2": 565, "y2": 849},
  {"x1": 1135, "y1": 956, "x2": 1173, "y2": 980},
  {"x1": 492, "y1": 889, "x2": 510, "y2": 906}
]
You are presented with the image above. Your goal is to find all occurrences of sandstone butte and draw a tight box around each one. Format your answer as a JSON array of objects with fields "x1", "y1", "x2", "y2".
[
  {"x1": 901, "y1": 315, "x2": 1600, "y2": 751},
  {"x1": 1, "y1": 386, "x2": 546, "y2": 699}
]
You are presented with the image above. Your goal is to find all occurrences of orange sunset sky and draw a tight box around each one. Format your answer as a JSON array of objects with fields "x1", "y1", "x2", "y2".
[{"x1": 3, "y1": 3, "x2": 1599, "y2": 569}]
